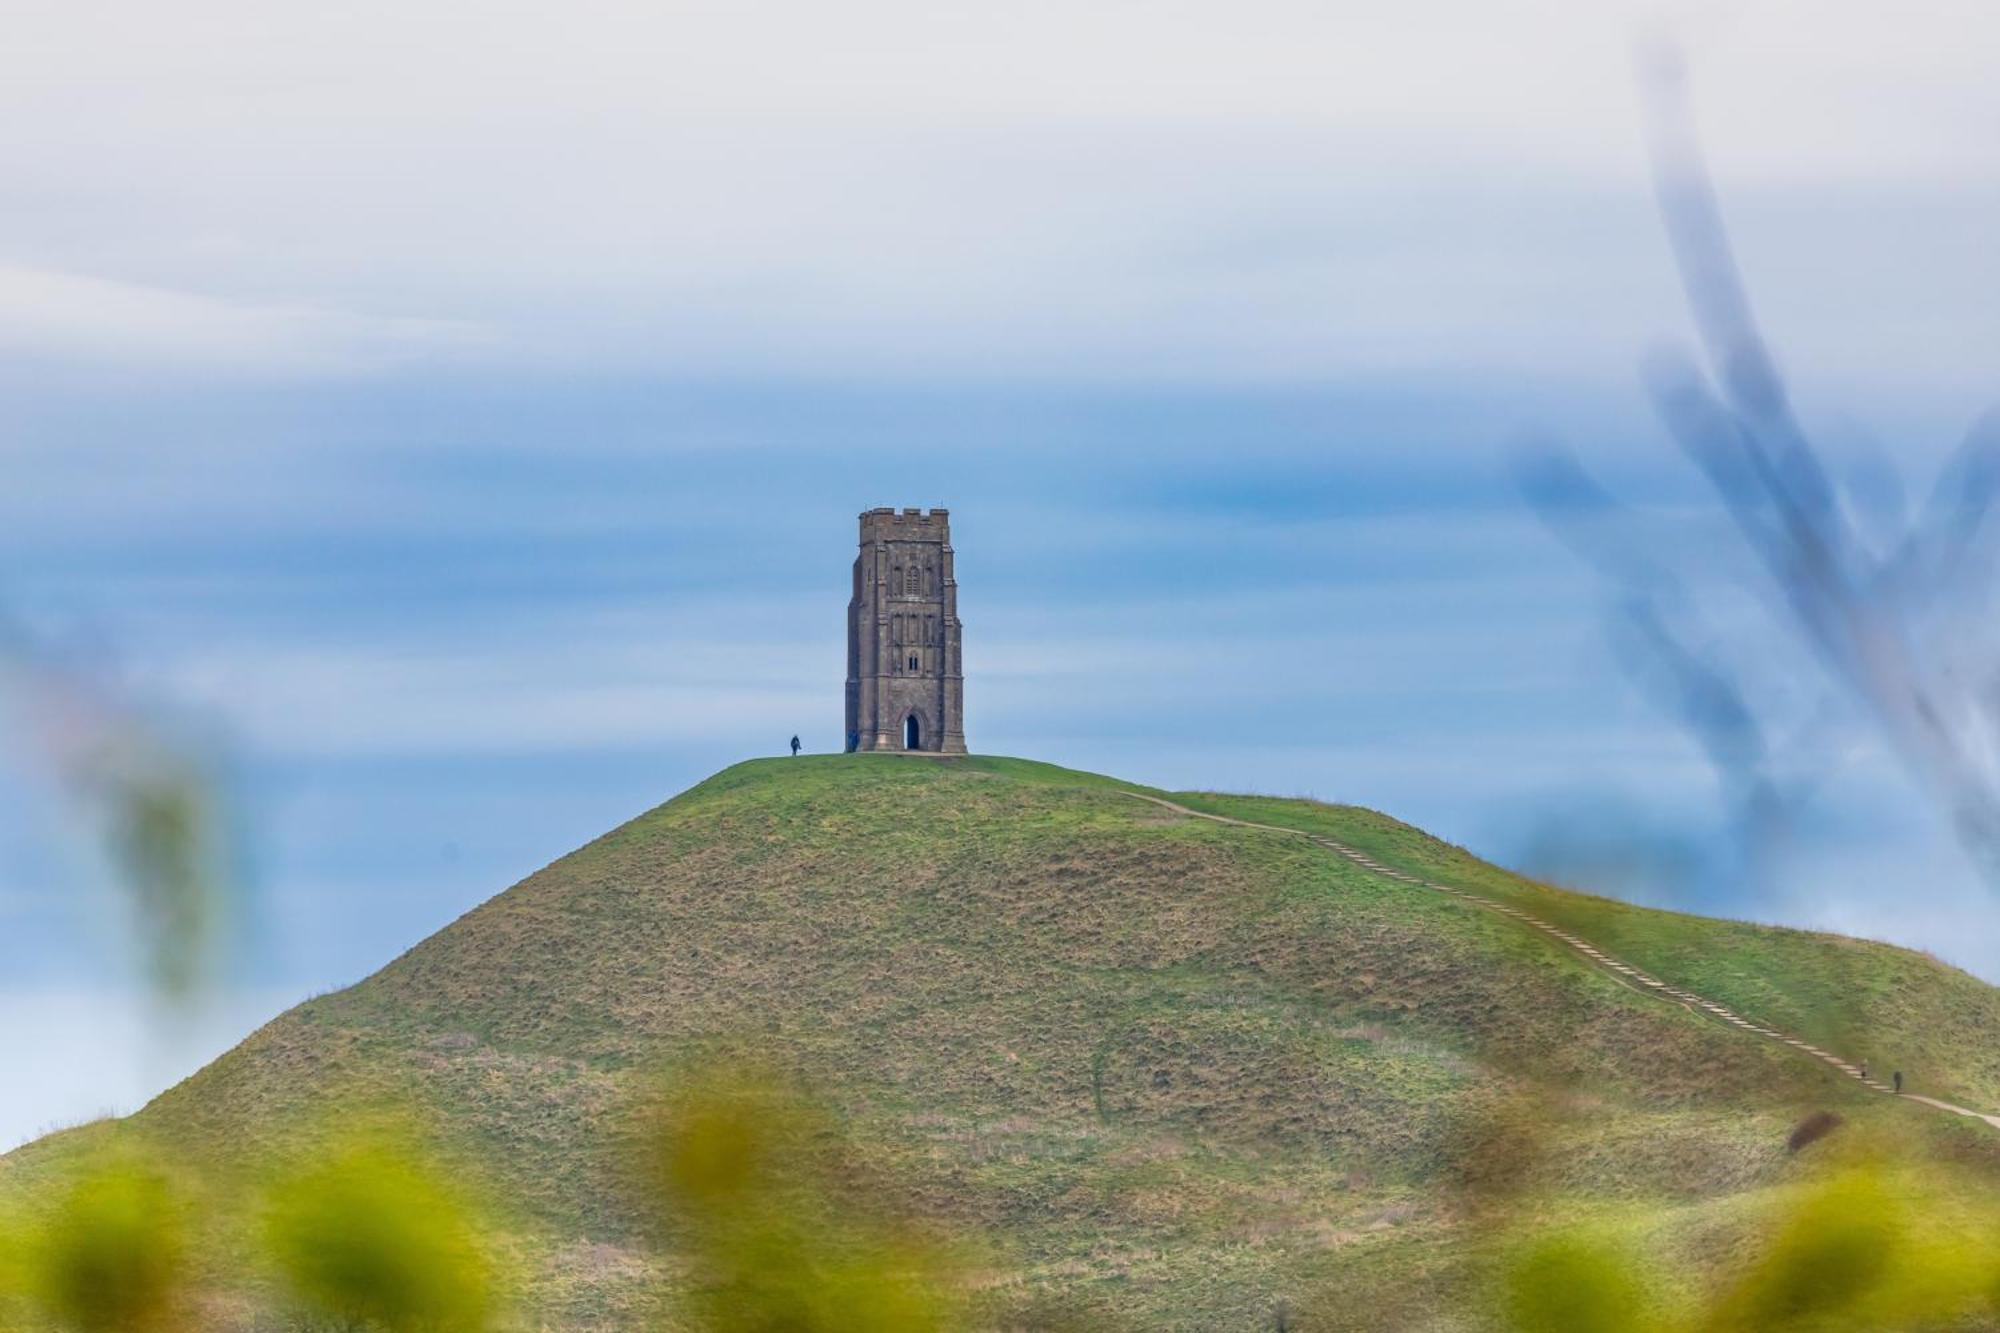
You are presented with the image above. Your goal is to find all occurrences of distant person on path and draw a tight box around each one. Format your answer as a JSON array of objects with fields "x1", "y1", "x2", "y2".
[
  {"x1": 790, "y1": 735, "x2": 801, "y2": 756},
  {"x1": 1894, "y1": 1070, "x2": 1903, "y2": 1094},
  {"x1": 1860, "y1": 1064, "x2": 1869, "y2": 1082}
]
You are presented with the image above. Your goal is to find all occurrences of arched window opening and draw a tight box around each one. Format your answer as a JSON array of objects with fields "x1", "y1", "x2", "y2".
[
  {"x1": 908, "y1": 653, "x2": 920, "y2": 671},
  {"x1": 904, "y1": 714, "x2": 921, "y2": 749}
]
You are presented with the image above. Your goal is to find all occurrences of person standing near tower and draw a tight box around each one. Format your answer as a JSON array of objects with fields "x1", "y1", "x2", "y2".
[{"x1": 790, "y1": 735, "x2": 801, "y2": 757}]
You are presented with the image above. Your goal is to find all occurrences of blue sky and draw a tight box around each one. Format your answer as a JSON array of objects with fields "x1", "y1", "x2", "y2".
[{"x1": 3, "y1": 0, "x2": 1999, "y2": 1146}]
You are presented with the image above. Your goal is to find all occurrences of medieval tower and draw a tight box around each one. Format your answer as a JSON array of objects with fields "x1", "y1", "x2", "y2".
[{"x1": 846, "y1": 507, "x2": 966, "y2": 753}]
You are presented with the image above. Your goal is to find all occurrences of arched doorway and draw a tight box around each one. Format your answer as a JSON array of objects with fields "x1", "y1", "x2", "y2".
[{"x1": 904, "y1": 714, "x2": 921, "y2": 750}]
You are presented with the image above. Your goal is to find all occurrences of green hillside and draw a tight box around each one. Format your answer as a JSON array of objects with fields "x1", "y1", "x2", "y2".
[{"x1": 7, "y1": 754, "x2": 2000, "y2": 1329}]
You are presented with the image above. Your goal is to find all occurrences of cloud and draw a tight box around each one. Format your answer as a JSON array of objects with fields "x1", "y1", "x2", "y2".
[
  {"x1": 11, "y1": 2, "x2": 1997, "y2": 178},
  {"x1": 0, "y1": 264, "x2": 489, "y2": 374},
  {"x1": 1, "y1": 3, "x2": 1995, "y2": 385}
]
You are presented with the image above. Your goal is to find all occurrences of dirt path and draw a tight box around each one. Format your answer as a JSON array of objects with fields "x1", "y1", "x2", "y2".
[{"x1": 1126, "y1": 792, "x2": 2000, "y2": 1130}]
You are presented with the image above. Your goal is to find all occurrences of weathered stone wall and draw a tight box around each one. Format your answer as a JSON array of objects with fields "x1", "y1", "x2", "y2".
[{"x1": 845, "y1": 507, "x2": 966, "y2": 753}]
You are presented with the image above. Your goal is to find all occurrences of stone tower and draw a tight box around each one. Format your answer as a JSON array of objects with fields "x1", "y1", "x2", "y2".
[{"x1": 846, "y1": 507, "x2": 966, "y2": 753}]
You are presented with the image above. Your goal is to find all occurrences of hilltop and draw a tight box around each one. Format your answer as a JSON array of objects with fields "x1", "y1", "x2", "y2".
[{"x1": 7, "y1": 754, "x2": 2000, "y2": 1328}]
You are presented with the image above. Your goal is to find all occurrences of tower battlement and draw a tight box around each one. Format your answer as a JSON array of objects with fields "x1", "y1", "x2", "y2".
[
  {"x1": 859, "y1": 507, "x2": 951, "y2": 536},
  {"x1": 845, "y1": 508, "x2": 966, "y2": 754}
]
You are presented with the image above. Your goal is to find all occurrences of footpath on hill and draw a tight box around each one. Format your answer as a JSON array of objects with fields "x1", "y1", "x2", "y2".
[{"x1": 1126, "y1": 793, "x2": 2000, "y2": 1133}]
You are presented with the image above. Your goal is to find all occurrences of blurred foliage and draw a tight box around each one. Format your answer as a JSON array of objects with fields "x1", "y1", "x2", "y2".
[
  {"x1": 101, "y1": 761, "x2": 226, "y2": 1002},
  {"x1": 643, "y1": 1064, "x2": 963, "y2": 1332},
  {"x1": 1786, "y1": 1111, "x2": 1843, "y2": 1155},
  {"x1": 1, "y1": 639, "x2": 236, "y2": 1005},
  {"x1": 261, "y1": 1137, "x2": 499, "y2": 1332},
  {"x1": 6, "y1": 1070, "x2": 2000, "y2": 1332},
  {"x1": 1496, "y1": 1150, "x2": 2000, "y2": 1333},
  {"x1": 1699, "y1": 1156, "x2": 2000, "y2": 1332},
  {"x1": 1704, "y1": 1167, "x2": 1905, "y2": 1330},
  {"x1": 0, "y1": 1153, "x2": 192, "y2": 1332},
  {"x1": 1503, "y1": 1232, "x2": 1655, "y2": 1333}
]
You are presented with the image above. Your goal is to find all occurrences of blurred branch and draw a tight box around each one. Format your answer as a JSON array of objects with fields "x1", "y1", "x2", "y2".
[
  {"x1": 1515, "y1": 41, "x2": 2000, "y2": 896},
  {"x1": 0, "y1": 617, "x2": 237, "y2": 1003}
]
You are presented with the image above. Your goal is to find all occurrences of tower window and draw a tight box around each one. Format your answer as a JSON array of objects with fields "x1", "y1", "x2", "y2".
[
  {"x1": 904, "y1": 564, "x2": 921, "y2": 595},
  {"x1": 908, "y1": 654, "x2": 920, "y2": 671}
]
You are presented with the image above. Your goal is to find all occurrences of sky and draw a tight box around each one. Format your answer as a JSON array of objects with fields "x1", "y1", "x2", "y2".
[{"x1": 3, "y1": 0, "x2": 1999, "y2": 1147}]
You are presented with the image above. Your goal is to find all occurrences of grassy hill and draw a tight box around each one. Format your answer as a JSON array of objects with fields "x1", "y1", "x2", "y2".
[{"x1": 6, "y1": 754, "x2": 2000, "y2": 1329}]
